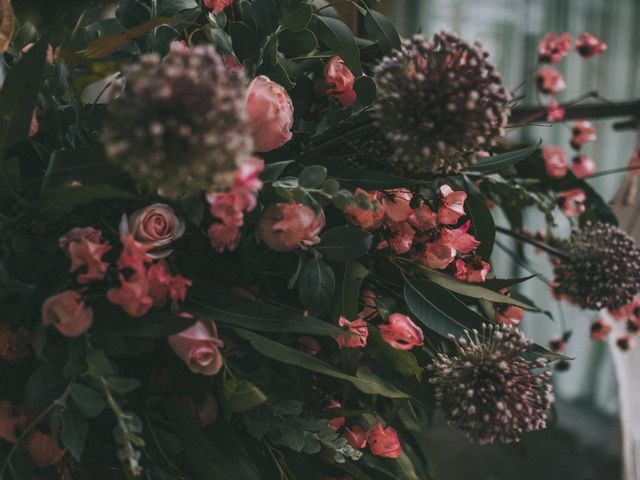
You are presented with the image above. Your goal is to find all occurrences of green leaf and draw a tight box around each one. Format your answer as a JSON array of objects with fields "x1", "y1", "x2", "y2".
[
  {"x1": 332, "y1": 260, "x2": 369, "y2": 320},
  {"x1": 281, "y1": 2, "x2": 313, "y2": 31},
  {"x1": 41, "y1": 146, "x2": 124, "y2": 190},
  {"x1": 353, "y1": 75, "x2": 377, "y2": 109},
  {"x1": 298, "y1": 256, "x2": 335, "y2": 314},
  {"x1": 210, "y1": 27, "x2": 234, "y2": 54},
  {"x1": 316, "y1": 226, "x2": 373, "y2": 262},
  {"x1": 61, "y1": 406, "x2": 89, "y2": 461},
  {"x1": 367, "y1": 327, "x2": 422, "y2": 378},
  {"x1": 70, "y1": 383, "x2": 106, "y2": 418},
  {"x1": 229, "y1": 21, "x2": 260, "y2": 63},
  {"x1": 482, "y1": 275, "x2": 538, "y2": 290},
  {"x1": 465, "y1": 194, "x2": 496, "y2": 259},
  {"x1": 465, "y1": 144, "x2": 539, "y2": 174},
  {"x1": 257, "y1": 61, "x2": 296, "y2": 89},
  {"x1": 86, "y1": 350, "x2": 116, "y2": 378},
  {"x1": 267, "y1": 416, "x2": 305, "y2": 451},
  {"x1": 250, "y1": 0, "x2": 280, "y2": 38},
  {"x1": 362, "y1": 5, "x2": 401, "y2": 55},
  {"x1": 261, "y1": 160, "x2": 293, "y2": 181},
  {"x1": 224, "y1": 379, "x2": 268, "y2": 413},
  {"x1": 235, "y1": 329, "x2": 409, "y2": 398},
  {"x1": 180, "y1": 192, "x2": 205, "y2": 227},
  {"x1": 278, "y1": 28, "x2": 318, "y2": 56},
  {"x1": 317, "y1": 157, "x2": 416, "y2": 190},
  {"x1": 312, "y1": 15, "x2": 362, "y2": 76},
  {"x1": 243, "y1": 406, "x2": 272, "y2": 440},
  {"x1": 106, "y1": 377, "x2": 141, "y2": 394},
  {"x1": 23, "y1": 365, "x2": 66, "y2": 407},
  {"x1": 299, "y1": 165, "x2": 327, "y2": 188},
  {"x1": 34, "y1": 184, "x2": 135, "y2": 220}
]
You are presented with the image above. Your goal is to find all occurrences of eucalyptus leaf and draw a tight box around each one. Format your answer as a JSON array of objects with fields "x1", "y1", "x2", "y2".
[
  {"x1": 70, "y1": 383, "x2": 106, "y2": 418},
  {"x1": 230, "y1": 21, "x2": 260, "y2": 63},
  {"x1": 298, "y1": 256, "x2": 335, "y2": 314},
  {"x1": 316, "y1": 226, "x2": 373, "y2": 262},
  {"x1": 281, "y1": 2, "x2": 313, "y2": 31},
  {"x1": 224, "y1": 379, "x2": 268, "y2": 413},
  {"x1": 23, "y1": 365, "x2": 66, "y2": 407},
  {"x1": 331, "y1": 260, "x2": 369, "y2": 320}
]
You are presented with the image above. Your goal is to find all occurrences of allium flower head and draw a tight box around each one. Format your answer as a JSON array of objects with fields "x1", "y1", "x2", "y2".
[
  {"x1": 104, "y1": 45, "x2": 253, "y2": 197},
  {"x1": 428, "y1": 325, "x2": 554, "y2": 445},
  {"x1": 551, "y1": 222, "x2": 640, "y2": 310},
  {"x1": 374, "y1": 32, "x2": 511, "y2": 175}
]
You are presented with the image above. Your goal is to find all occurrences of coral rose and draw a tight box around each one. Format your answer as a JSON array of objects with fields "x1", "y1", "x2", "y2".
[
  {"x1": 258, "y1": 203, "x2": 325, "y2": 252},
  {"x1": 42, "y1": 291, "x2": 93, "y2": 337},
  {"x1": 324, "y1": 56, "x2": 357, "y2": 107},
  {"x1": 168, "y1": 320, "x2": 224, "y2": 376},
  {"x1": 120, "y1": 203, "x2": 185, "y2": 259},
  {"x1": 245, "y1": 76, "x2": 293, "y2": 152},
  {"x1": 366, "y1": 423, "x2": 402, "y2": 458}
]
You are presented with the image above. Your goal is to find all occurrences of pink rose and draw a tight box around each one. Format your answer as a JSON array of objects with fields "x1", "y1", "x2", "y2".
[
  {"x1": 334, "y1": 316, "x2": 368, "y2": 349},
  {"x1": 120, "y1": 203, "x2": 185, "y2": 259},
  {"x1": 437, "y1": 185, "x2": 467, "y2": 225},
  {"x1": 537, "y1": 32, "x2": 571, "y2": 64},
  {"x1": 454, "y1": 258, "x2": 491, "y2": 283},
  {"x1": 0, "y1": 324, "x2": 30, "y2": 362},
  {"x1": 203, "y1": 0, "x2": 234, "y2": 13},
  {"x1": 42, "y1": 291, "x2": 93, "y2": 337},
  {"x1": 324, "y1": 56, "x2": 357, "y2": 107},
  {"x1": 325, "y1": 400, "x2": 346, "y2": 431},
  {"x1": 258, "y1": 203, "x2": 325, "y2": 252},
  {"x1": 576, "y1": 33, "x2": 607, "y2": 59},
  {"x1": 381, "y1": 189, "x2": 412, "y2": 223},
  {"x1": 168, "y1": 320, "x2": 224, "y2": 376},
  {"x1": 366, "y1": 423, "x2": 402, "y2": 458},
  {"x1": 345, "y1": 425, "x2": 367, "y2": 449},
  {"x1": 107, "y1": 273, "x2": 153, "y2": 318},
  {"x1": 379, "y1": 313, "x2": 424, "y2": 350},
  {"x1": 537, "y1": 67, "x2": 566, "y2": 95},
  {"x1": 344, "y1": 189, "x2": 385, "y2": 230},
  {"x1": 245, "y1": 76, "x2": 293, "y2": 152},
  {"x1": 26, "y1": 431, "x2": 65, "y2": 467},
  {"x1": 570, "y1": 120, "x2": 597, "y2": 148},
  {"x1": 543, "y1": 146, "x2": 568, "y2": 178},
  {"x1": 571, "y1": 154, "x2": 596, "y2": 178}
]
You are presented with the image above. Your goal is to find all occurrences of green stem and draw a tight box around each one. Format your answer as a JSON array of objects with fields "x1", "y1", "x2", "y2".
[
  {"x1": 494, "y1": 225, "x2": 570, "y2": 260},
  {"x1": 582, "y1": 164, "x2": 640, "y2": 180}
]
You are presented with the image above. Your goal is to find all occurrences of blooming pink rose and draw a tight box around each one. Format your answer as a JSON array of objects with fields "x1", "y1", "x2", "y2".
[
  {"x1": 546, "y1": 99, "x2": 565, "y2": 121},
  {"x1": 366, "y1": 423, "x2": 402, "y2": 458},
  {"x1": 59, "y1": 227, "x2": 102, "y2": 254},
  {"x1": 454, "y1": 258, "x2": 491, "y2": 283},
  {"x1": 571, "y1": 154, "x2": 596, "y2": 178},
  {"x1": 381, "y1": 189, "x2": 412, "y2": 223},
  {"x1": 359, "y1": 290, "x2": 377, "y2": 319},
  {"x1": 334, "y1": 316, "x2": 368, "y2": 349},
  {"x1": 258, "y1": 203, "x2": 325, "y2": 252},
  {"x1": 168, "y1": 320, "x2": 224, "y2": 376},
  {"x1": 557, "y1": 188, "x2": 586, "y2": 217},
  {"x1": 117, "y1": 235, "x2": 153, "y2": 274},
  {"x1": 422, "y1": 240, "x2": 456, "y2": 270},
  {"x1": 42, "y1": 291, "x2": 93, "y2": 337},
  {"x1": 68, "y1": 235, "x2": 111, "y2": 284},
  {"x1": 345, "y1": 425, "x2": 367, "y2": 449},
  {"x1": 27, "y1": 431, "x2": 65, "y2": 467},
  {"x1": 0, "y1": 401, "x2": 27, "y2": 444},
  {"x1": 590, "y1": 318, "x2": 612, "y2": 341},
  {"x1": 576, "y1": 33, "x2": 607, "y2": 59},
  {"x1": 537, "y1": 67, "x2": 566, "y2": 95},
  {"x1": 345, "y1": 189, "x2": 385, "y2": 230},
  {"x1": 119, "y1": 204, "x2": 185, "y2": 259},
  {"x1": 440, "y1": 222, "x2": 480, "y2": 254},
  {"x1": 0, "y1": 324, "x2": 30, "y2": 362},
  {"x1": 570, "y1": 120, "x2": 597, "y2": 148},
  {"x1": 324, "y1": 56, "x2": 357, "y2": 107},
  {"x1": 107, "y1": 273, "x2": 153, "y2": 318},
  {"x1": 245, "y1": 76, "x2": 293, "y2": 152},
  {"x1": 409, "y1": 202, "x2": 438, "y2": 231},
  {"x1": 208, "y1": 222, "x2": 242, "y2": 253},
  {"x1": 543, "y1": 145, "x2": 568, "y2": 178},
  {"x1": 325, "y1": 400, "x2": 346, "y2": 431},
  {"x1": 537, "y1": 32, "x2": 571, "y2": 64},
  {"x1": 437, "y1": 185, "x2": 467, "y2": 225},
  {"x1": 379, "y1": 313, "x2": 424, "y2": 350},
  {"x1": 203, "y1": 0, "x2": 234, "y2": 13}
]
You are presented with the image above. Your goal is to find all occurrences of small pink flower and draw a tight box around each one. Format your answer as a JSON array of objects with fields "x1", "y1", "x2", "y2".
[
  {"x1": 68, "y1": 236, "x2": 111, "y2": 284},
  {"x1": 147, "y1": 263, "x2": 192, "y2": 306},
  {"x1": 42, "y1": 291, "x2": 93, "y2": 337},
  {"x1": 437, "y1": 185, "x2": 467, "y2": 225},
  {"x1": 495, "y1": 305, "x2": 525, "y2": 326},
  {"x1": 0, "y1": 401, "x2": 27, "y2": 444},
  {"x1": 590, "y1": 318, "x2": 611, "y2": 341},
  {"x1": 409, "y1": 202, "x2": 438, "y2": 231},
  {"x1": 546, "y1": 99, "x2": 565, "y2": 121},
  {"x1": 107, "y1": 273, "x2": 153, "y2": 318},
  {"x1": 0, "y1": 324, "x2": 30, "y2": 362},
  {"x1": 27, "y1": 431, "x2": 65, "y2": 467},
  {"x1": 117, "y1": 235, "x2": 153, "y2": 274},
  {"x1": 324, "y1": 56, "x2": 357, "y2": 107},
  {"x1": 381, "y1": 189, "x2": 413, "y2": 224},
  {"x1": 232, "y1": 157, "x2": 264, "y2": 212},
  {"x1": 557, "y1": 188, "x2": 586, "y2": 217},
  {"x1": 345, "y1": 189, "x2": 385, "y2": 230},
  {"x1": 570, "y1": 120, "x2": 597, "y2": 148},
  {"x1": 575, "y1": 33, "x2": 607, "y2": 59},
  {"x1": 359, "y1": 290, "x2": 377, "y2": 319},
  {"x1": 422, "y1": 239, "x2": 456, "y2": 270},
  {"x1": 378, "y1": 221, "x2": 415, "y2": 254},
  {"x1": 334, "y1": 316, "x2": 368, "y2": 349},
  {"x1": 119, "y1": 204, "x2": 185, "y2": 259},
  {"x1": 208, "y1": 222, "x2": 242, "y2": 252},
  {"x1": 168, "y1": 320, "x2": 224, "y2": 376},
  {"x1": 379, "y1": 313, "x2": 424, "y2": 350},
  {"x1": 440, "y1": 222, "x2": 481, "y2": 254},
  {"x1": 366, "y1": 423, "x2": 402, "y2": 458},
  {"x1": 245, "y1": 76, "x2": 293, "y2": 152},
  {"x1": 543, "y1": 145, "x2": 568, "y2": 178},
  {"x1": 345, "y1": 425, "x2": 367, "y2": 449},
  {"x1": 207, "y1": 192, "x2": 245, "y2": 227},
  {"x1": 537, "y1": 32, "x2": 571, "y2": 64},
  {"x1": 59, "y1": 227, "x2": 102, "y2": 254},
  {"x1": 325, "y1": 400, "x2": 346, "y2": 431},
  {"x1": 571, "y1": 154, "x2": 596, "y2": 178},
  {"x1": 537, "y1": 67, "x2": 566, "y2": 95},
  {"x1": 454, "y1": 258, "x2": 491, "y2": 283},
  {"x1": 203, "y1": 0, "x2": 234, "y2": 14},
  {"x1": 258, "y1": 203, "x2": 325, "y2": 252}
]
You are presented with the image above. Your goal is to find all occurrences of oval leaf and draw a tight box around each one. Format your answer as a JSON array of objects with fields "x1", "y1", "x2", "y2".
[
  {"x1": 298, "y1": 256, "x2": 335, "y2": 314},
  {"x1": 312, "y1": 15, "x2": 362, "y2": 76},
  {"x1": 316, "y1": 226, "x2": 373, "y2": 262}
]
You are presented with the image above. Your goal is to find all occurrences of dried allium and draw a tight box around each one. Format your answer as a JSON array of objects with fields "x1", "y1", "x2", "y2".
[
  {"x1": 373, "y1": 32, "x2": 511, "y2": 175},
  {"x1": 104, "y1": 45, "x2": 253, "y2": 197},
  {"x1": 428, "y1": 325, "x2": 554, "y2": 444},
  {"x1": 552, "y1": 222, "x2": 640, "y2": 310}
]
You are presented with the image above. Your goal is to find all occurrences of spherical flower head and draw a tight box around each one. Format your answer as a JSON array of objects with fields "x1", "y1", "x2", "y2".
[
  {"x1": 428, "y1": 325, "x2": 554, "y2": 444},
  {"x1": 551, "y1": 222, "x2": 640, "y2": 310},
  {"x1": 104, "y1": 45, "x2": 253, "y2": 197},
  {"x1": 373, "y1": 32, "x2": 511, "y2": 175}
]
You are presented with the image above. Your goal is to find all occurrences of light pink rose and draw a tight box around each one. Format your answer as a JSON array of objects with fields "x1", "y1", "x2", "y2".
[
  {"x1": 0, "y1": 324, "x2": 30, "y2": 362},
  {"x1": 245, "y1": 76, "x2": 293, "y2": 152},
  {"x1": 324, "y1": 56, "x2": 357, "y2": 107},
  {"x1": 571, "y1": 154, "x2": 596, "y2": 178},
  {"x1": 576, "y1": 33, "x2": 607, "y2": 59},
  {"x1": 120, "y1": 203, "x2": 185, "y2": 259},
  {"x1": 42, "y1": 291, "x2": 93, "y2": 337},
  {"x1": 366, "y1": 423, "x2": 402, "y2": 458},
  {"x1": 379, "y1": 313, "x2": 424, "y2": 350},
  {"x1": 345, "y1": 425, "x2": 367, "y2": 449},
  {"x1": 381, "y1": 189, "x2": 412, "y2": 223},
  {"x1": 543, "y1": 146, "x2": 568, "y2": 178},
  {"x1": 203, "y1": 0, "x2": 234, "y2": 13},
  {"x1": 344, "y1": 189, "x2": 384, "y2": 230},
  {"x1": 258, "y1": 203, "x2": 325, "y2": 252},
  {"x1": 437, "y1": 185, "x2": 467, "y2": 225},
  {"x1": 537, "y1": 67, "x2": 566, "y2": 95},
  {"x1": 334, "y1": 316, "x2": 368, "y2": 349},
  {"x1": 537, "y1": 32, "x2": 571, "y2": 64},
  {"x1": 26, "y1": 431, "x2": 65, "y2": 467},
  {"x1": 169, "y1": 320, "x2": 224, "y2": 376},
  {"x1": 107, "y1": 273, "x2": 153, "y2": 318}
]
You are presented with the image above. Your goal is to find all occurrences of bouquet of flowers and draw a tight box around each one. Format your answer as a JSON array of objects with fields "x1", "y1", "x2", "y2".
[{"x1": 0, "y1": 0, "x2": 637, "y2": 478}]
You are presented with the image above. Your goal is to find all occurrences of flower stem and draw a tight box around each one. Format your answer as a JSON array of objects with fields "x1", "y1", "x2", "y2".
[{"x1": 494, "y1": 225, "x2": 570, "y2": 260}]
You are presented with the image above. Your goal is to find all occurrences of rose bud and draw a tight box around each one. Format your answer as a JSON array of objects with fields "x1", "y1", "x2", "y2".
[
  {"x1": 379, "y1": 313, "x2": 424, "y2": 350},
  {"x1": 324, "y1": 56, "x2": 357, "y2": 107},
  {"x1": 344, "y1": 425, "x2": 367, "y2": 449},
  {"x1": 245, "y1": 76, "x2": 293, "y2": 152},
  {"x1": 168, "y1": 320, "x2": 224, "y2": 376},
  {"x1": 543, "y1": 145, "x2": 568, "y2": 178},
  {"x1": 27, "y1": 431, "x2": 65, "y2": 467},
  {"x1": 120, "y1": 203, "x2": 185, "y2": 259},
  {"x1": 258, "y1": 203, "x2": 325, "y2": 252},
  {"x1": 42, "y1": 291, "x2": 93, "y2": 337},
  {"x1": 366, "y1": 423, "x2": 402, "y2": 458}
]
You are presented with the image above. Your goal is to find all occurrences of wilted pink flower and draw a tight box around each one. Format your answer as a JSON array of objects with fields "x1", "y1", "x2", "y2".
[
  {"x1": 0, "y1": 324, "x2": 30, "y2": 362},
  {"x1": 557, "y1": 189, "x2": 586, "y2": 217},
  {"x1": 107, "y1": 273, "x2": 153, "y2": 318},
  {"x1": 571, "y1": 154, "x2": 596, "y2": 178},
  {"x1": 570, "y1": 120, "x2": 597, "y2": 148},
  {"x1": 537, "y1": 67, "x2": 566, "y2": 95},
  {"x1": 27, "y1": 431, "x2": 65, "y2": 467},
  {"x1": 203, "y1": 0, "x2": 234, "y2": 13},
  {"x1": 208, "y1": 223, "x2": 242, "y2": 253},
  {"x1": 245, "y1": 76, "x2": 293, "y2": 152},
  {"x1": 345, "y1": 425, "x2": 367, "y2": 449},
  {"x1": 381, "y1": 189, "x2": 412, "y2": 223},
  {"x1": 345, "y1": 189, "x2": 385, "y2": 230},
  {"x1": 546, "y1": 99, "x2": 565, "y2": 121},
  {"x1": 543, "y1": 146, "x2": 568, "y2": 178},
  {"x1": 409, "y1": 202, "x2": 438, "y2": 231},
  {"x1": 537, "y1": 32, "x2": 571, "y2": 64},
  {"x1": 590, "y1": 318, "x2": 611, "y2": 341},
  {"x1": 422, "y1": 239, "x2": 456, "y2": 270},
  {"x1": 440, "y1": 222, "x2": 481, "y2": 254},
  {"x1": 324, "y1": 56, "x2": 357, "y2": 107},
  {"x1": 366, "y1": 423, "x2": 402, "y2": 458},
  {"x1": 455, "y1": 258, "x2": 491, "y2": 283},
  {"x1": 334, "y1": 316, "x2": 368, "y2": 349},
  {"x1": 119, "y1": 204, "x2": 185, "y2": 259},
  {"x1": 325, "y1": 400, "x2": 346, "y2": 431},
  {"x1": 68, "y1": 236, "x2": 111, "y2": 284},
  {"x1": 378, "y1": 221, "x2": 415, "y2": 254},
  {"x1": 42, "y1": 291, "x2": 93, "y2": 337},
  {"x1": 258, "y1": 203, "x2": 325, "y2": 252},
  {"x1": 438, "y1": 185, "x2": 467, "y2": 225},
  {"x1": 0, "y1": 401, "x2": 26, "y2": 444},
  {"x1": 575, "y1": 33, "x2": 607, "y2": 58},
  {"x1": 169, "y1": 320, "x2": 224, "y2": 376},
  {"x1": 495, "y1": 305, "x2": 525, "y2": 326},
  {"x1": 379, "y1": 313, "x2": 424, "y2": 350}
]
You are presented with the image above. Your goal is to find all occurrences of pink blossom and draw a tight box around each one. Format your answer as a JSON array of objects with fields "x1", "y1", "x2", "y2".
[
  {"x1": 437, "y1": 185, "x2": 467, "y2": 225},
  {"x1": 245, "y1": 76, "x2": 293, "y2": 152},
  {"x1": 345, "y1": 425, "x2": 367, "y2": 449},
  {"x1": 359, "y1": 290, "x2": 377, "y2": 319},
  {"x1": 334, "y1": 316, "x2": 368, "y2": 349},
  {"x1": 590, "y1": 318, "x2": 611, "y2": 341},
  {"x1": 203, "y1": 0, "x2": 234, "y2": 14},
  {"x1": 440, "y1": 222, "x2": 481, "y2": 254},
  {"x1": 537, "y1": 32, "x2": 571, "y2": 64},
  {"x1": 454, "y1": 258, "x2": 491, "y2": 283},
  {"x1": 325, "y1": 400, "x2": 346, "y2": 431},
  {"x1": 546, "y1": 99, "x2": 565, "y2": 121},
  {"x1": 378, "y1": 221, "x2": 415, "y2": 254},
  {"x1": 344, "y1": 189, "x2": 385, "y2": 230},
  {"x1": 207, "y1": 192, "x2": 245, "y2": 227},
  {"x1": 495, "y1": 305, "x2": 525, "y2": 326},
  {"x1": 543, "y1": 145, "x2": 568, "y2": 178},
  {"x1": 379, "y1": 313, "x2": 424, "y2": 350},
  {"x1": 557, "y1": 188, "x2": 586, "y2": 217},
  {"x1": 42, "y1": 291, "x2": 93, "y2": 337},
  {"x1": 27, "y1": 431, "x2": 65, "y2": 467},
  {"x1": 68, "y1": 236, "x2": 111, "y2": 284},
  {"x1": 537, "y1": 67, "x2": 566, "y2": 95},
  {"x1": 232, "y1": 157, "x2": 264, "y2": 212},
  {"x1": 168, "y1": 320, "x2": 224, "y2": 376},
  {"x1": 576, "y1": 33, "x2": 607, "y2": 59},
  {"x1": 59, "y1": 227, "x2": 102, "y2": 254},
  {"x1": 571, "y1": 154, "x2": 596, "y2": 178},
  {"x1": 422, "y1": 239, "x2": 456, "y2": 270},
  {"x1": 0, "y1": 401, "x2": 26, "y2": 444},
  {"x1": 409, "y1": 202, "x2": 438, "y2": 231},
  {"x1": 0, "y1": 324, "x2": 30, "y2": 362},
  {"x1": 324, "y1": 56, "x2": 357, "y2": 107},
  {"x1": 381, "y1": 189, "x2": 413, "y2": 223},
  {"x1": 208, "y1": 223, "x2": 242, "y2": 253},
  {"x1": 570, "y1": 120, "x2": 597, "y2": 148},
  {"x1": 107, "y1": 273, "x2": 153, "y2": 318},
  {"x1": 119, "y1": 204, "x2": 185, "y2": 259},
  {"x1": 366, "y1": 423, "x2": 402, "y2": 458},
  {"x1": 117, "y1": 235, "x2": 153, "y2": 274},
  {"x1": 147, "y1": 263, "x2": 192, "y2": 306},
  {"x1": 258, "y1": 203, "x2": 325, "y2": 252}
]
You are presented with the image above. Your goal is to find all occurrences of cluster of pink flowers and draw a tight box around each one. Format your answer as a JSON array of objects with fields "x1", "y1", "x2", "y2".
[
  {"x1": 345, "y1": 185, "x2": 491, "y2": 282},
  {"x1": 334, "y1": 311, "x2": 424, "y2": 352},
  {"x1": 593, "y1": 298, "x2": 640, "y2": 351}
]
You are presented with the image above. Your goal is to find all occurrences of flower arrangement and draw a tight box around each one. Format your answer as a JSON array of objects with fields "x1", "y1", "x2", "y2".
[{"x1": 0, "y1": 1, "x2": 637, "y2": 479}]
